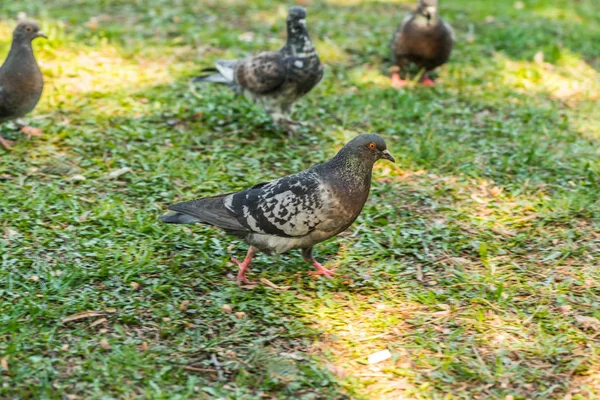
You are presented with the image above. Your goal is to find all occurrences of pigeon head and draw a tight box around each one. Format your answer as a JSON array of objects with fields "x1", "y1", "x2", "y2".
[
  {"x1": 417, "y1": 0, "x2": 438, "y2": 21},
  {"x1": 13, "y1": 20, "x2": 47, "y2": 42},
  {"x1": 334, "y1": 134, "x2": 395, "y2": 170},
  {"x1": 285, "y1": 6, "x2": 314, "y2": 55}
]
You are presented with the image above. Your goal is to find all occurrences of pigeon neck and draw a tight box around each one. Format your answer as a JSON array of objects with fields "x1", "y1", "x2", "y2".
[
  {"x1": 326, "y1": 150, "x2": 374, "y2": 193},
  {"x1": 6, "y1": 39, "x2": 36, "y2": 66},
  {"x1": 285, "y1": 26, "x2": 315, "y2": 57}
]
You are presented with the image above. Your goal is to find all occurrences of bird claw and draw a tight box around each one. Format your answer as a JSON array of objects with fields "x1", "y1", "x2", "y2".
[
  {"x1": 231, "y1": 256, "x2": 257, "y2": 286},
  {"x1": 391, "y1": 73, "x2": 410, "y2": 88},
  {"x1": 0, "y1": 136, "x2": 14, "y2": 150},
  {"x1": 308, "y1": 262, "x2": 336, "y2": 279},
  {"x1": 20, "y1": 126, "x2": 42, "y2": 139}
]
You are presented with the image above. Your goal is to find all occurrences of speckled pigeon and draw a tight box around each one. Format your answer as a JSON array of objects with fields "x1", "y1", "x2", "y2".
[
  {"x1": 390, "y1": 0, "x2": 453, "y2": 87},
  {"x1": 0, "y1": 20, "x2": 46, "y2": 149},
  {"x1": 191, "y1": 6, "x2": 323, "y2": 134},
  {"x1": 159, "y1": 134, "x2": 395, "y2": 285}
]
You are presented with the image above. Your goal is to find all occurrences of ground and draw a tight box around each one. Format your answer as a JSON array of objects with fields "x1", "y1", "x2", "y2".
[{"x1": 0, "y1": 0, "x2": 599, "y2": 399}]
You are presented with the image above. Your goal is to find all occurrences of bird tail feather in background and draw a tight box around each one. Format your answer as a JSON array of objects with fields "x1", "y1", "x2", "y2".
[{"x1": 191, "y1": 60, "x2": 236, "y2": 86}]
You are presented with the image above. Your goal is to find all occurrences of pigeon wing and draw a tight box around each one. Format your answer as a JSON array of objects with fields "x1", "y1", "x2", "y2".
[
  {"x1": 235, "y1": 51, "x2": 288, "y2": 94},
  {"x1": 225, "y1": 171, "x2": 331, "y2": 238}
]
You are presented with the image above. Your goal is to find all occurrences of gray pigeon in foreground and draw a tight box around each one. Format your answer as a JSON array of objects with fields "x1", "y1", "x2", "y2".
[
  {"x1": 159, "y1": 134, "x2": 395, "y2": 285},
  {"x1": 390, "y1": 0, "x2": 453, "y2": 87},
  {"x1": 191, "y1": 6, "x2": 323, "y2": 134},
  {"x1": 0, "y1": 20, "x2": 47, "y2": 149}
]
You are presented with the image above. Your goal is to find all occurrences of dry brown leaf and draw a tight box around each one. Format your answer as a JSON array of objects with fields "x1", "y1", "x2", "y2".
[
  {"x1": 221, "y1": 304, "x2": 233, "y2": 314},
  {"x1": 99, "y1": 339, "x2": 111, "y2": 350},
  {"x1": 179, "y1": 300, "x2": 190, "y2": 311},
  {"x1": 62, "y1": 311, "x2": 104, "y2": 323},
  {"x1": 139, "y1": 342, "x2": 148, "y2": 352},
  {"x1": 1, "y1": 356, "x2": 8, "y2": 371},
  {"x1": 89, "y1": 318, "x2": 107, "y2": 328},
  {"x1": 259, "y1": 277, "x2": 292, "y2": 290},
  {"x1": 20, "y1": 126, "x2": 42, "y2": 138},
  {"x1": 130, "y1": 282, "x2": 140, "y2": 290},
  {"x1": 575, "y1": 315, "x2": 600, "y2": 331},
  {"x1": 234, "y1": 312, "x2": 247, "y2": 319},
  {"x1": 61, "y1": 344, "x2": 70, "y2": 352}
]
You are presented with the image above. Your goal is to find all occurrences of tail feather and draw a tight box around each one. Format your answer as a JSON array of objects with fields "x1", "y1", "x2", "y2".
[
  {"x1": 191, "y1": 60, "x2": 237, "y2": 85},
  {"x1": 158, "y1": 213, "x2": 201, "y2": 224},
  {"x1": 161, "y1": 195, "x2": 246, "y2": 232}
]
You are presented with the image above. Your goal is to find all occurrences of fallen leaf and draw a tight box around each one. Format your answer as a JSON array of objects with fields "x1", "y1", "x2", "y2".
[
  {"x1": 130, "y1": 282, "x2": 140, "y2": 290},
  {"x1": 89, "y1": 318, "x2": 107, "y2": 328},
  {"x1": 234, "y1": 312, "x2": 246, "y2": 319},
  {"x1": 221, "y1": 304, "x2": 233, "y2": 314},
  {"x1": 259, "y1": 278, "x2": 292, "y2": 290},
  {"x1": 179, "y1": 300, "x2": 190, "y2": 311},
  {"x1": 68, "y1": 174, "x2": 86, "y2": 182},
  {"x1": 368, "y1": 349, "x2": 391, "y2": 364},
  {"x1": 62, "y1": 311, "x2": 104, "y2": 323},
  {"x1": 61, "y1": 344, "x2": 70, "y2": 352},
  {"x1": 1, "y1": 356, "x2": 7, "y2": 371},
  {"x1": 99, "y1": 339, "x2": 111, "y2": 350},
  {"x1": 575, "y1": 315, "x2": 600, "y2": 331},
  {"x1": 107, "y1": 167, "x2": 132, "y2": 179},
  {"x1": 139, "y1": 342, "x2": 148, "y2": 352}
]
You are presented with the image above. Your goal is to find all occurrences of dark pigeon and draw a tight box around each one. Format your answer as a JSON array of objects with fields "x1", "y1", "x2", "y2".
[
  {"x1": 191, "y1": 6, "x2": 323, "y2": 134},
  {"x1": 390, "y1": 0, "x2": 453, "y2": 87},
  {"x1": 159, "y1": 134, "x2": 395, "y2": 285},
  {"x1": 0, "y1": 20, "x2": 47, "y2": 149}
]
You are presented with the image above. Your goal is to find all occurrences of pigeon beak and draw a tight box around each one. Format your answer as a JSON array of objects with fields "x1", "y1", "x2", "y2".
[
  {"x1": 381, "y1": 150, "x2": 396, "y2": 163},
  {"x1": 36, "y1": 31, "x2": 48, "y2": 39}
]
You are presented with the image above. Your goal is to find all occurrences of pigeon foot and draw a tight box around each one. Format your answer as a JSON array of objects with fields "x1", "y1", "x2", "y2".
[
  {"x1": 391, "y1": 73, "x2": 409, "y2": 88},
  {"x1": 231, "y1": 246, "x2": 257, "y2": 286},
  {"x1": 421, "y1": 75, "x2": 435, "y2": 87},
  {"x1": 308, "y1": 261, "x2": 336, "y2": 279},
  {"x1": 20, "y1": 125, "x2": 43, "y2": 139},
  {"x1": 0, "y1": 136, "x2": 14, "y2": 150}
]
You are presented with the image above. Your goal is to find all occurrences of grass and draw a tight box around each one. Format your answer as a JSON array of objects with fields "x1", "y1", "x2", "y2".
[{"x1": 0, "y1": 0, "x2": 599, "y2": 398}]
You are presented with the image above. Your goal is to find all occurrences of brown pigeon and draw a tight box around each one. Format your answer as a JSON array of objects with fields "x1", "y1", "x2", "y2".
[
  {"x1": 191, "y1": 6, "x2": 323, "y2": 135},
  {"x1": 0, "y1": 20, "x2": 46, "y2": 149},
  {"x1": 390, "y1": 0, "x2": 453, "y2": 87},
  {"x1": 159, "y1": 134, "x2": 395, "y2": 285}
]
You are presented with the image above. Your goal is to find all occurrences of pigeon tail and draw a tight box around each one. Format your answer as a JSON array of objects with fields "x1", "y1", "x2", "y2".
[
  {"x1": 164, "y1": 195, "x2": 247, "y2": 232},
  {"x1": 158, "y1": 213, "x2": 201, "y2": 224}
]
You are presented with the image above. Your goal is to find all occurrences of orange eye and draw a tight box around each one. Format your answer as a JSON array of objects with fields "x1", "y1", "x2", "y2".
[{"x1": 368, "y1": 143, "x2": 376, "y2": 150}]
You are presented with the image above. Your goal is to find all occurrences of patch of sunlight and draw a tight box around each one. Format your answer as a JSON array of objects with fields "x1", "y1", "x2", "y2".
[
  {"x1": 301, "y1": 292, "x2": 427, "y2": 399},
  {"x1": 326, "y1": 0, "x2": 412, "y2": 6},
  {"x1": 497, "y1": 51, "x2": 599, "y2": 101},
  {"x1": 533, "y1": 7, "x2": 584, "y2": 24},
  {"x1": 315, "y1": 38, "x2": 350, "y2": 65},
  {"x1": 348, "y1": 66, "x2": 391, "y2": 88}
]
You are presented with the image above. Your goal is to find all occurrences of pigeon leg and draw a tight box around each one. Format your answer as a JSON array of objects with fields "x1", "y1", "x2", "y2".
[
  {"x1": 302, "y1": 247, "x2": 336, "y2": 279},
  {"x1": 391, "y1": 72, "x2": 409, "y2": 88},
  {"x1": 0, "y1": 136, "x2": 13, "y2": 150},
  {"x1": 20, "y1": 125, "x2": 42, "y2": 139},
  {"x1": 231, "y1": 246, "x2": 257, "y2": 285},
  {"x1": 421, "y1": 74, "x2": 435, "y2": 87}
]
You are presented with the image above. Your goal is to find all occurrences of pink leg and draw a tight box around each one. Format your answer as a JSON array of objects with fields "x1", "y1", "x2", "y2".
[
  {"x1": 0, "y1": 136, "x2": 13, "y2": 150},
  {"x1": 308, "y1": 261, "x2": 336, "y2": 278},
  {"x1": 231, "y1": 246, "x2": 257, "y2": 285},
  {"x1": 391, "y1": 72, "x2": 409, "y2": 88},
  {"x1": 421, "y1": 74, "x2": 435, "y2": 87}
]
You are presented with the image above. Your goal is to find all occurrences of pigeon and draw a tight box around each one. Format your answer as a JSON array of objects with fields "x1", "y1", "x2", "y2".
[
  {"x1": 191, "y1": 6, "x2": 323, "y2": 134},
  {"x1": 390, "y1": 0, "x2": 453, "y2": 87},
  {"x1": 159, "y1": 134, "x2": 395, "y2": 285},
  {"x1": 0, "y1": 20, "x2": 47, "y2": 149}
]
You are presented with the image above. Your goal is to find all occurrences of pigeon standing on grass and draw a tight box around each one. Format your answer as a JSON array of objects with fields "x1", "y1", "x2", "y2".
[
  {"x1": 390, "y1": 0, "x2": 453, "y2": 87},
  {"x1": 0, "y1": 20, "x2": 47, "y2": 149},
  {"x1": 159, "y1": 134, "x2": 395, "y2": 285},
  {"x1": 191, "y1": 6, "x2": 323, "y2": 134}
]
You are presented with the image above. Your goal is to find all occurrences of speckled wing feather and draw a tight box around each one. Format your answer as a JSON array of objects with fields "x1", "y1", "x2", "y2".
[
  {"x1": 235, "y1": 52, "x2": 287, "y2": 94},
  {"x1": 224, "y1": 170, "x2": 331, "y2": 238}
]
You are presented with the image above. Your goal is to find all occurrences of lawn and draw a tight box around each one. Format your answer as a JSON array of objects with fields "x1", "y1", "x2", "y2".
[{"x1": 1, "y1": 0, "x2": 599, "y2": 398}]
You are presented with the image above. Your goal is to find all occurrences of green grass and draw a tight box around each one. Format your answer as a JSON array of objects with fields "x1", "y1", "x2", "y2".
[{"x1": 1, "y1": 0, "x2": 599, "y2": 398}]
